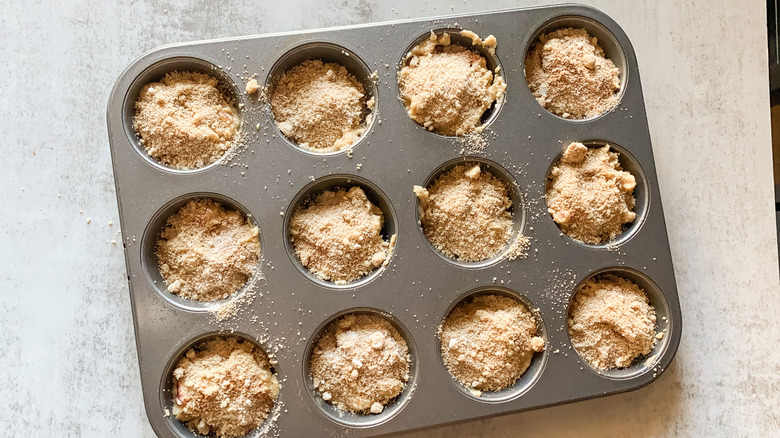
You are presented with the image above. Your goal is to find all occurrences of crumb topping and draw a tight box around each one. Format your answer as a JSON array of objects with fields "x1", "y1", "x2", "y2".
[
  {"x1": 546, "y1": 142, "x2": 636, "y2": 244},
  {"x1": 440, "y1": 294, "x2": 544, "y2": 393},
  {"x1": 290, "y1": 186, "x2": 394, "y2": 284},
  {"x1": 568, "y1": 274, "x2": 657, "y2": 369},
  {"x1": 134, "y1": 71, "x2": 239, "y2": 169},
  {"x1": 415, "y1": 163, "x2": 521, "y2": 261},
  {"x1": 172, "y1": 336, "x2": 279, "y2": 437},
  {"x1": 156, "y1": 199, "x2": 260, "y2": 302},
  {"x1": 399, "y1": 31, "x2": 505, "y2": 136},
  {"x1": 271, "y1": 60, "x2": 371, "y2": 152},
  {"x1": 309, "y1": 314, "x2": 410, "y2": 414},
  {"x1": 525, "y1": 27, "x2": 620, "y2": 119}
]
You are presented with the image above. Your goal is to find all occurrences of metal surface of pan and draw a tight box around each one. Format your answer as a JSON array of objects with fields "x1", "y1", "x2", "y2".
[{"x1": 106, "y1": 4, "x2": 682, "y2": 437}]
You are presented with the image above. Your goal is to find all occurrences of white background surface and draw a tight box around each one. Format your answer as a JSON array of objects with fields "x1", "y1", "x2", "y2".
[{"x1": 1, "y1": 0, "x2": 779, "y2": 436}]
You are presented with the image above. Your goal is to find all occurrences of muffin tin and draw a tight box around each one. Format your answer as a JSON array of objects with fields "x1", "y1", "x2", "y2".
[{"x1": 106, "y1": 4, "x2": 682, "y2": 437}]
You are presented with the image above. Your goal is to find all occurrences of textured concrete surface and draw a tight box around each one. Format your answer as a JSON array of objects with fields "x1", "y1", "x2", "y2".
[{"x1": 1, "y1": 0, "x2": 778, "y2": 436}]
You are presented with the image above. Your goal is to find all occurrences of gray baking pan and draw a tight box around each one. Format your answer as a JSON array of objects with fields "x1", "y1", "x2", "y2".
[{"x1": 106, "y1": 4, "x2": 682, "y2": 437}]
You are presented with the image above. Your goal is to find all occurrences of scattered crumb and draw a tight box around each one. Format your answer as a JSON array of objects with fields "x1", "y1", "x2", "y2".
[
  {"x1": 245, "y1": 78, "x2": 260, "y2": 94},
  {"x1": 505, "y1": 233, "x2": 530, "y2": 261},
  {"x1": 454, "y1": 132, "x2": 488, "y2": 155},
  {"x1": 209, "y1": 280, "x2": 258, "y2": 322}
]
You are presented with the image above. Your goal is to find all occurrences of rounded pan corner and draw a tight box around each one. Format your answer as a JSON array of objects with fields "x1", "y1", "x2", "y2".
[
  {"x1": 109, "y1": 44, "x2": 184, "y2": 104},
  {"x1": 141, "y1": 392, "x2": 173, "y2": 438}
]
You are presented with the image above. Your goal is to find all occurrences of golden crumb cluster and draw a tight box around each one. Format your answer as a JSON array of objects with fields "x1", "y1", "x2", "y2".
[
  {"x1": 568, "y1": 275, "x2": 657, "y2": 370},
  {"x1": 414, "y1": 163, "x2": 521, "y2": 261},
  {"x1": 271, "y1": 60, "x2": 373, "y2": 152},
  {"x1": 440, "y1": 294, "x2": 544, "y2": 395},
  {"x1": 525, "y1": 27, "x2": 620, "y2": 119},
  {"x1": 134, "y1": 71, "x2": 240, "y2": 169},
  {"x1": 399, "y1": 31, "x2": 505, "y2": 136},
  {"x1": 546, "y1": 142, "x2": 636, "y2": 244},
  {"x1": 156, "y1": 199, "x2": 260, "y2": 302},
  {"x1": 172, "y1": 336, "x2": 279, "y2": 438},
  {"x1": 290, "y1": 186, "x2": 394, "y2": 284},
  {"x1": 309, "y1": 314, "x2": 411, "y2": 414}
]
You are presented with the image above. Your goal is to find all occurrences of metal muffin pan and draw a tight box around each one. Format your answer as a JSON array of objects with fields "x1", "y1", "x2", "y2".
[{"x1": 106, "y1": 4, "x2": 682, "y2": 437}]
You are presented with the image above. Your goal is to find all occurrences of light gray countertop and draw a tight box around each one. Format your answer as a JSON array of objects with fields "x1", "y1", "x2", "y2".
[{"x1": 1, "y1": 0, "x2": 778, "y2": 436}]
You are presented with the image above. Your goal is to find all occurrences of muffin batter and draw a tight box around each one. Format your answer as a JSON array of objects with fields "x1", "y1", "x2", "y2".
[
  {"x1": 414, "y1": 163, "x2": 518, "y2": 261},
  {"x1": 270, "y1": 60, "x2": 372, "y2": 152},
  {"x1": 309, "y1": 314, "x2": 411, "y2": 414},
  {"x1": 172, "y1": 336, "x2": 279, "y2": 437},
  {"x1": 525, "y1": 27, "x2": 620, "y2": 119},
  {"x1": 440, "y1": 294, "x2": 544, "y2": 395},
  {"x1": 546, "y1": 142, "x2": 636, "y2": 244},
  {"x1": 398, "y1": 31, "x2": 506, "y2": 136},
  {"x1": 568, "y1": 274, "x2": 657, "y2": 370},
  {"x1": 156, "y1": 199, "x2": 260, "y2": 302},
  {"x1": 134, "y1": 72, "x2": 240, "y2": 169},
  {"x1": 290, "y1": 186, "x2": 394, "y2": 284}
]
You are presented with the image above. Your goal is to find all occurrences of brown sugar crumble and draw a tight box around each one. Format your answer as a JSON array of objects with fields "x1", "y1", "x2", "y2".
[
  {"x1": 156, "y1": 199, "x2": 260, "y2": 302},
  {"x1": 309, "y1": 314, "x2": 410, "y2": 414},
  {"x1": 525, "y1": 28, "x2": 620, "y2": 119},
  {"x1": 546, "y1": 142, "x2": 636, "y2": 245},
  {"x1": 172, "y1": 336, "x2": 279, "y2": 437},
  {"x1": 398, "y1": 31, "x2": 506, "y2": 136},
  {"x1": 134, "y1": 72, "x2": 240, "y2": 169},
  {"x1": 568, "y1": 274, "x2": 657, "y2": 370},
  {"x1": 414, "y1": 163, "x2": 522, "y2": 262},
  {"x1": 440, "y1": 294, "x2": 544, "y2": 396},
  {"x1": 290, "y1": 186, "x2": 395, "y2": 284},
  {"x1": 245, "y1": 78, "x2": 260, "y2": 94},
  {"x1": 270, "y1": 60, "x2": 373, "y2": 152}
]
